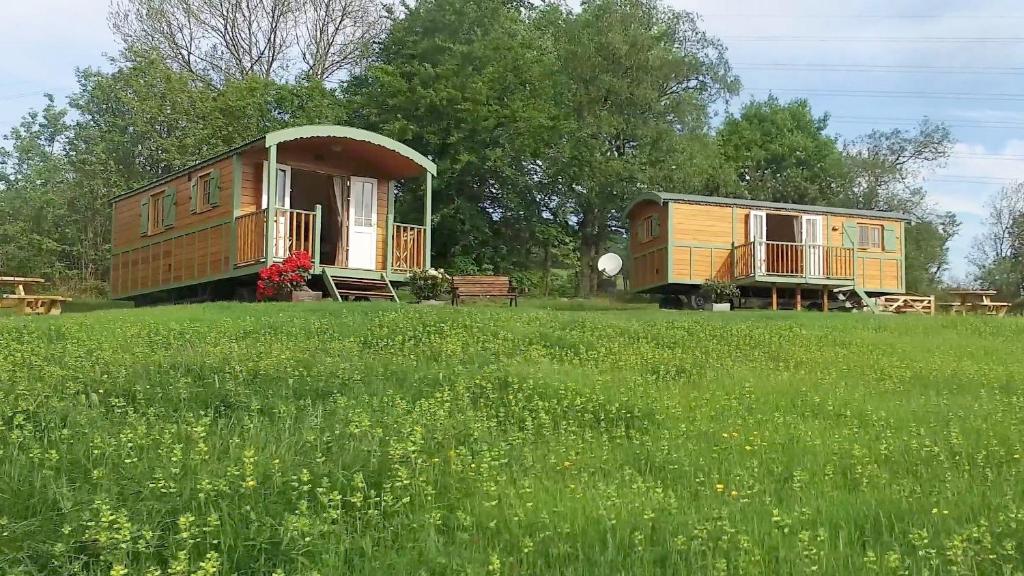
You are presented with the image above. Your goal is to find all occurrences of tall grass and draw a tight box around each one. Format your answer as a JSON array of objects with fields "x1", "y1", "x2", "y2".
[{"x1": 1, "y1": 303, "x2": 1022, "y2": 574}]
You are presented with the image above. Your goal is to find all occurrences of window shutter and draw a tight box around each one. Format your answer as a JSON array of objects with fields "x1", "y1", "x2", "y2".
[
  {"x1": 190, "y1": 178, "x2": 198, "y2": 213},
  {"x1": 209, "y1": 170, "x2": 221, "y2": 206},
  {"x1": 163, "y1": 186, "x2": 176, "y2": 228},
  {"x1": 652, "y1": 214, "x2": 661, "y2": 237},
  {"x1": 140, "y1": 197, "x2": 150, "y2": 236},
  {"x1": 842, "y1": 222, "x2": 858, "y2": 247},
  {"x1": 883, "y1": 224, "x2": 898, "y2": 252}
]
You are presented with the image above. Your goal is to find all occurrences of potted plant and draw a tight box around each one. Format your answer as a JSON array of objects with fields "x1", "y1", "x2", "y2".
[
  {"x1": 256, "y1": 251, "x2": 321, "y2": 302},
  {"x1": 408, "y1": 268, "x2": 449, "y2": 304},
  {"x1": 700, "y1": 280, "x2": 739, "y2": 312}
]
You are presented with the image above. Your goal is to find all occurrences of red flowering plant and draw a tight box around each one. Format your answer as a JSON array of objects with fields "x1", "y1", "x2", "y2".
[{"x1": 256, "y1": 250, "x2": 314, "y2": 301}]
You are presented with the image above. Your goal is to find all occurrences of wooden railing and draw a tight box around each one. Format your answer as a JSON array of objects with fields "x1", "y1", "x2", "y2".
[
  {"x1": 734, "y1": 241, "x2": 755, "y2": 278},
  {"x1": 236, "y1": 210, "x2": 267, "y2": 265},
  {"x1": 824, "y1": 246, "x2": 855, "y2": 279},
  {"x1": 765, "y1": 241, "x2": 805, "y2": 276},
  {"x1": 236, "y1": 207, "x2": 320, "y2": 267},
  {"x1": 272, "y1": 208, "x2": 318, "y2": 259},
  {"x1": 392, "y1": 223, "x2": 425, "y2": 272},
  {"x1": 732, "y1": 241, "x2": 854, "y2": 280}
]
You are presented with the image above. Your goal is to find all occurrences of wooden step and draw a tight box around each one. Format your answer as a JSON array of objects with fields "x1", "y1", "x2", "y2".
[{"x1": 322, "y1": 270, "x2": 399, "y2": 303}]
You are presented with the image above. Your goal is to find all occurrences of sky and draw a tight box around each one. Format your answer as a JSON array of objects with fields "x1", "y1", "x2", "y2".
[{"x1": 3, "y1": 0, "x2": 1023, "y2": 279}]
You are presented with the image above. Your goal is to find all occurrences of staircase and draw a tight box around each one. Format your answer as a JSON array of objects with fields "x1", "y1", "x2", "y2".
[
  {"x1": 322, "y1": 270, "x2": 398, "y2": 303},
  {"x1": 832, "y1": 286, "x2": 881, "y2": 313}
]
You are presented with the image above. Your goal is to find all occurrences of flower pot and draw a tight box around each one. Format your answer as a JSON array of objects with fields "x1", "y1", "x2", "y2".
[
  {"x1": 704, "y1": 302, "x2": 731, "y2": 312},
  {"x1": 285, "y1": 290, "x2": 322, "y2": 303}
]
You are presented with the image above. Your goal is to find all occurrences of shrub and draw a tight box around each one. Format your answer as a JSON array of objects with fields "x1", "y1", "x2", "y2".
[
  {"x1": 701, "y1": 279, "x2": 740, "y2": 303},
  {"x1": 408, "y1": 268, "x2": 450, "y2": 301},
  {"x1": 256, "y1": 251, "x2": 314, "y2": 301}
]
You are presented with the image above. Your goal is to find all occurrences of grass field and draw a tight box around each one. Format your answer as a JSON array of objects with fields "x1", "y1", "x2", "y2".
[{"x1": 1, "y1": 302, "x2": 1023, "y2": 575}]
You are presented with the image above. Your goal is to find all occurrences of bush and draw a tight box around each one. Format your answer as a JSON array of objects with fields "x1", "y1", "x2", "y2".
[
  {"x1": 701, "y1": 279, "x2": 740, "y2": 304},
  {"x1": 408, "y1": 268, "x2": 450, "y2": 301}
]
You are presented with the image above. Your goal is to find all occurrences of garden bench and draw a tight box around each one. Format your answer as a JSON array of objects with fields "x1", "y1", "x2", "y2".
[{"x1": 450, "y1": 276, "x2": 518, "y2": 307}]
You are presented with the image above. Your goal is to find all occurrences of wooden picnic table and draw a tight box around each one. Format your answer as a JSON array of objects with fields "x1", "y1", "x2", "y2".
[
  {"x1": 943, "y1": 289, "x2": 1009, "y2": 317},
  {"x1": 0, "y1": 276, "x2": 71, "y2": 315}
]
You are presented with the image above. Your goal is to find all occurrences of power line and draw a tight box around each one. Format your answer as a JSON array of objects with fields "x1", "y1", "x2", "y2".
[
  {"x1": 726, "y1": 35, "x2": 1024, "y2": 44},
  {"x1": 735, "y1": 63, "x2": 1024, "y2": 76},
  {"x1": 829, "y1": 115, "x2": 1024, "y2": 128},
  {"x1": 747, "y1": 87, "x2": 1024, "y2": 102},
  {"x1": 704, "y1": 13, "x2": 1024, "y2": 20}
]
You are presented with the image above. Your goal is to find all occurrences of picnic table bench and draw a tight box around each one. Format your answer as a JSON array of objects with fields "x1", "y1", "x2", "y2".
[
  {"x1": 943, "y1": 290, "x2": 1009, "y2": 317},
  {"x1": 450, "y1": 275, "x2": 518, "y2": 307},
  {"x1": 0, "y1": 276, "x2": 71, "y2": 316}
]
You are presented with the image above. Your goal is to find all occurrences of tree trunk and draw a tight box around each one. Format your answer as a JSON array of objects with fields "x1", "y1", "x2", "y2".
[
  {"x1": 542, "y1": 244, "x2": 552, "y2": 297},
  {"x1": 577, "y1": 209, "x2": 604, "y2": 298}
]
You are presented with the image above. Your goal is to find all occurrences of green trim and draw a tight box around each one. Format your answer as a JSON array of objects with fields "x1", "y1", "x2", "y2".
[
  {"x1": 856, "y1": 252, "x2": 904, "y2": 261},
  {"x1": 322, "y1": 268, "x2": 342, "y2": 302},
  {"x1": 624, "y1": 192, "x2": 664, "y2": 217},
  {"x1": 231, "y1": 155, "x2": 242, "y2": 218},
  {"x1": 229, "y1": 154, "x2": 242, "y2": 267},
  {"x1": 900, "y1": 221, "x2": 907, "y2": 292},
  {"x1": 739, "y1": 275, "x2": 856, "y2": 286},
  {"x1": 113, "y1": 216, "x2": 233, "y2": 255},
  {"x1": 626, "y1": 192, "x2": 911, "y2": 221},
  {"x1": 265, "y1": 125, "x2": 437, "y2": 176},
  {"x1": 424, "y1": 173, "x2": 433, "y2": 269},
  {"x1": 664, "y1": 202, "x2": 673, "y2": 282},
  {"x1": 114, "y1": 263, "x2": 265, "y2": 300},
  {"x1": 382, "y1": 274, "x2": 400, "y2": 303},
  {"x1": 730, "y1": 205, "x2": 737, "y2": 277},
  {"x1": 673, "y1": 241, "x2": 734, "y2": 250},
  {"x1": 385, "y1": 180, "x2": 396, "y2": 274},
  {"x1": 855, "y1": 287, "x2": 881, "y2": 313},
  {"x1": 313, "y1": 205, "x2": 323, "y2": 266},
  {"x1": 265, "y1": 145, "x2": 278, "y2": 266}
]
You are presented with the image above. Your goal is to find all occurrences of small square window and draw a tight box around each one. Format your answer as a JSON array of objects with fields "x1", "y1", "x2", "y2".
[{"x1": 857, "y1": 224, "x2": 882, "y2": 249}]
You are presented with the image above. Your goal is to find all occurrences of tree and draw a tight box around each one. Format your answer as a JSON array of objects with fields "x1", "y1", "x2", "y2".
[
  {"x1": 548, "y1": 0, "x2": 739, "y2": 295},
  {"x1": 840, "y1": 120, "x2": 958, "y2": 292},
  {"x1": 970, "y1": 182, "x2": 1024, "y2": 298},
  {"x1": 109, "y1": 0, "x2": 389, "y2": 84},
  {"x1": 717, "y1": 97, "x2": 847, "y2": 205},
  {"x1": 344, "y1": 0, "x2": 565, "y2": 276},
  {"x1": 841, "y1": 119, "x2": 953, "y2": 215}
]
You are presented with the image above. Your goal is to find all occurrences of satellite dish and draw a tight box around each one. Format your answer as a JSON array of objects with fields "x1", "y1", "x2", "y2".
[{"x1": 598, "y1": 253, "x2": 623, "y2": 277}]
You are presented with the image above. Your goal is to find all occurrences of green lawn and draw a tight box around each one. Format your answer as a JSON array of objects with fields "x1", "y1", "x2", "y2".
[{"x1": 1, "y1": 303, "x2": 1023, "y2": 575}]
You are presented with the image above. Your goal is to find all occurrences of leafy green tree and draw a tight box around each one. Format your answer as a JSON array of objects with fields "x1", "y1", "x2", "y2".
[
  {"x1": 717, "y1": 96, "x2": 847, "y2": 205},
  {"x1": 547, "y1": 0, "x2": 739, "y2": 295},
  {"x1": 840, "y1": 120, "x2": 958, "y2": 292},
  {"x1": 0, "y1": 98, "x2": 72, "y2": 278},
  {"x1": 970, "y1": 182, "x2": 1024, "y2": 298},
  {"x1": 343, "y1": 0, "x2": 564, "y2": 275}
]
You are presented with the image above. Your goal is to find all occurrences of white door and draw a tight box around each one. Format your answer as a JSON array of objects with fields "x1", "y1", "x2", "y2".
[
  {"x1": 262, "y1": 162, "x2": 292, "y2": 258},
  {"x1": 348, "y1": 177, "x2": 378, "y2": 270},
  {"x1": 802, "y1": 215, "x2": 824, "y2": 277},
  {"x1": 749, "y1": 210, "x2": 767, "y2": 275}
]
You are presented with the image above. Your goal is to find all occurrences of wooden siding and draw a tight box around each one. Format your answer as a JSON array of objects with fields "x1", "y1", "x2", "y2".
[
  {"x1": 632, "y1": 199, "x2": 906, "y2": 293},
  {"x1": 110, "y1": 157, "x2": 235, "y2": 299},
  {"x1": 670, "y1": 203, "x2": 738, "y2": 282},
  {"x1": 627, "y1": 200, "x2": 668, "y2": 289}
]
